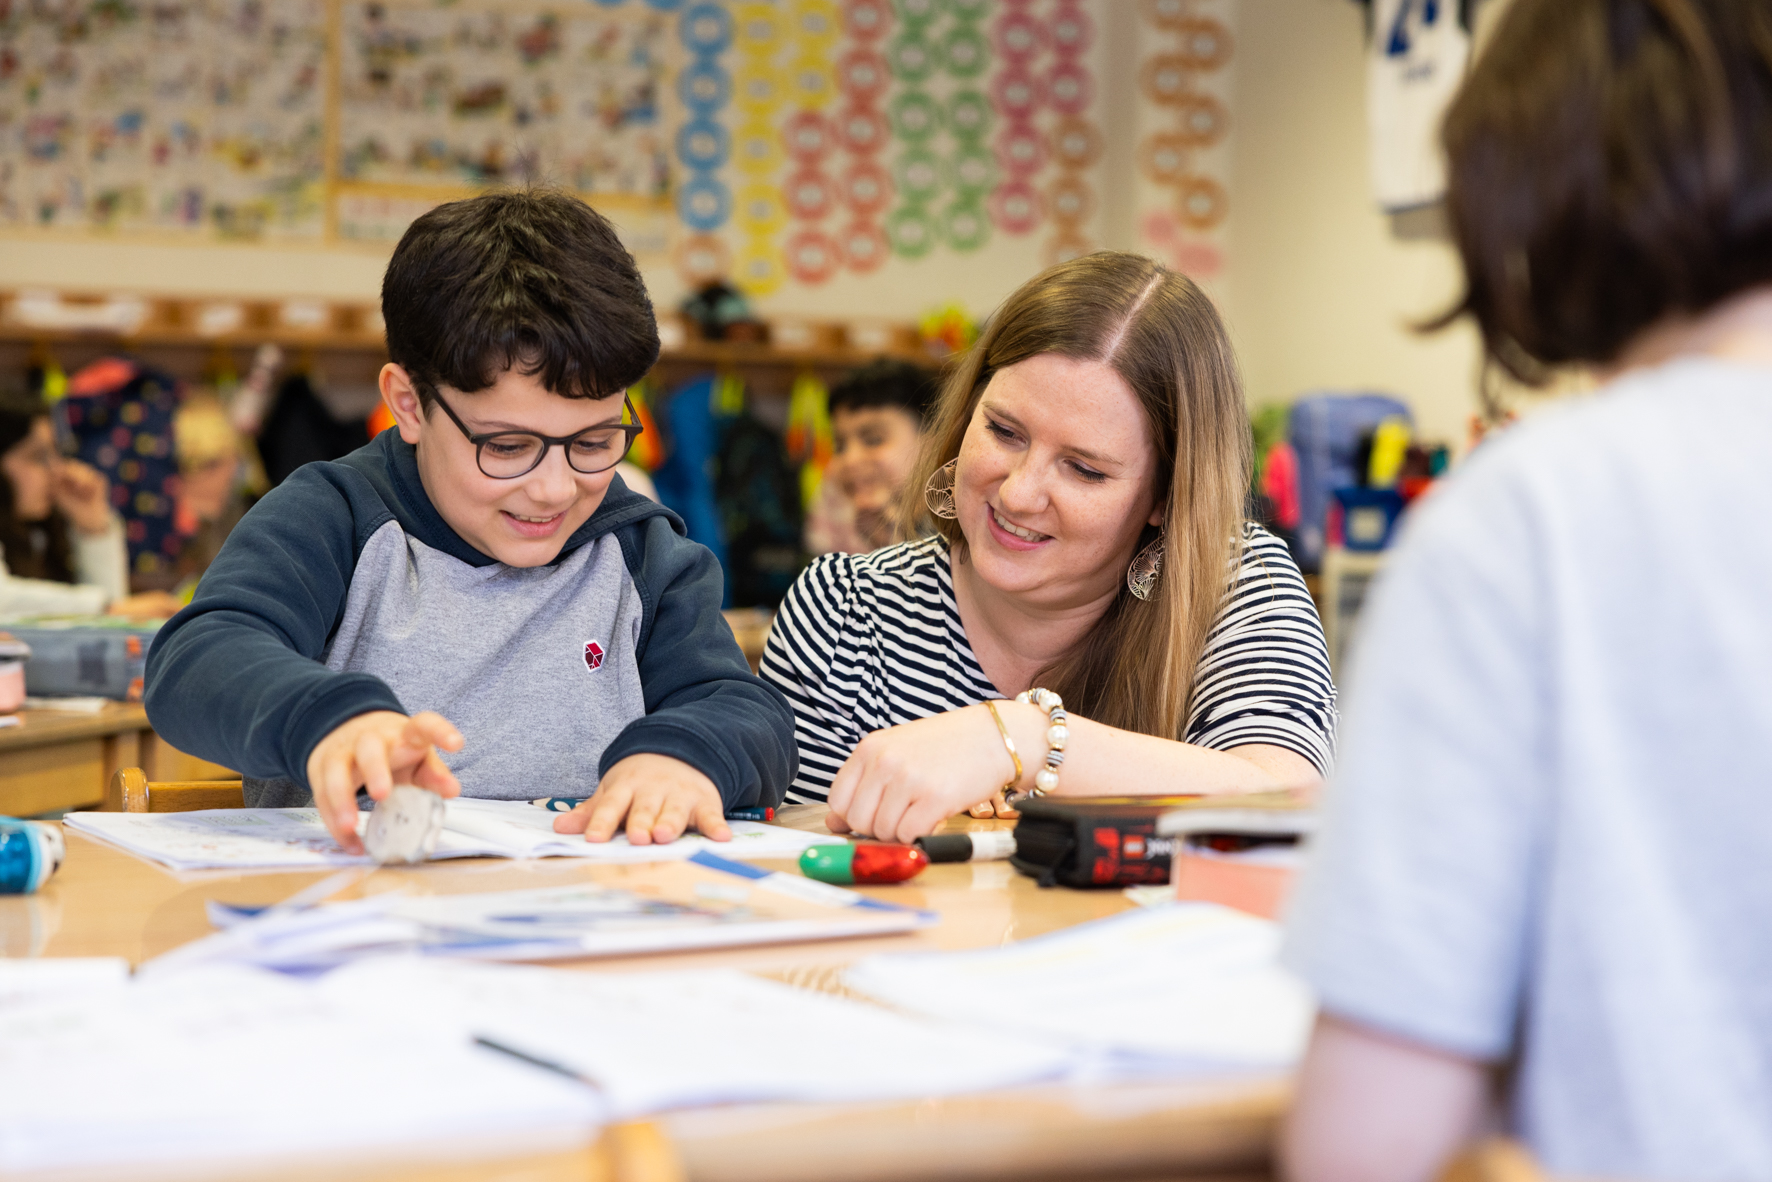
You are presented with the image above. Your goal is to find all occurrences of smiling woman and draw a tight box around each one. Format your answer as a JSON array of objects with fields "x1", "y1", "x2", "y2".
[{"x1": 761, "y1": 252, "x2": 1338, "y2": 840}]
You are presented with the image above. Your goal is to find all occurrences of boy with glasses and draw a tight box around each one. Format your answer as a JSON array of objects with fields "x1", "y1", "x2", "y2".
[{"x1": 145, "y1": 191, "x2": 795, "y2": 852}]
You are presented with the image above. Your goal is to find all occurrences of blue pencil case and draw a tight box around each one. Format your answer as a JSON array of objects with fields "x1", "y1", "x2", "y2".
[{"x1": 4, "y1": 620, "x2": 161, "y2": 700}]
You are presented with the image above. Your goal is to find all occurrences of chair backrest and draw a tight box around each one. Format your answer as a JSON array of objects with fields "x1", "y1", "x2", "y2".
[
  {"x1": 108, "y1": 766, "x2": 245, "y2": 813},
  {"x1": 1438, "y1": 1139, "x2": 1545, "y2": 1182}
]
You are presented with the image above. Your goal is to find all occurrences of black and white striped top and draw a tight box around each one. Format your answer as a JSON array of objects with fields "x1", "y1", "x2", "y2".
[{"x1": 761, "y1": 523, "x2": 1338, "y2": 804}]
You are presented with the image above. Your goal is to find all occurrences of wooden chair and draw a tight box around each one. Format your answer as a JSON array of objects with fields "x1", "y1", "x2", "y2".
[
  {"x1": 106, "y1": 765, "x2": 244, "y2": 813},
  {"x1": 1438, "y1": 1139, "x2": 1546, "y2": 1182}
]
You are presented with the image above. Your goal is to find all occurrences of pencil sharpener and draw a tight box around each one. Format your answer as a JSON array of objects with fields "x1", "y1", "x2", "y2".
[{"x1": 364, "y1": 786, "x2": 446, "y2": 865}]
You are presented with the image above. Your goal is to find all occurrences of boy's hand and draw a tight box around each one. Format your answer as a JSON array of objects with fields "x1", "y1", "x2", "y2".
[
  {"x1": 553, "y1": 753, "x2": 730, "y2": 846},
  {"x1": 305, "y1": 710, "x2": 464, "y2": 853}
]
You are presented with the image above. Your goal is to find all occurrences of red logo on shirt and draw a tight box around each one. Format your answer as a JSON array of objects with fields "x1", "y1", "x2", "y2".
[{"x1": 584, "y1": 641, "x2": 605, "y2": 672}]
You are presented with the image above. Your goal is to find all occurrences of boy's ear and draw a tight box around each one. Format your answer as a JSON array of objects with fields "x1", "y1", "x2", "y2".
[{"x1": 380, "y1": 364, "x2": 426, "y2": 445}]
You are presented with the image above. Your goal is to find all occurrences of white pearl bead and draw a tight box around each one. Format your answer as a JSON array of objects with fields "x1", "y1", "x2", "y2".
[
  {"x1": 1046, "y1": 724, "x2": 1068, "y2": 749},
  {"x1": 1035, "y1": 767, "x2": 1059, "y2": 792}
]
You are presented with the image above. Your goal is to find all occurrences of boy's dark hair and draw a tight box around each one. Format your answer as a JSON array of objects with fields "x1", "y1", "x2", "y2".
[
  {"x1": 1436, "y1": 0, "x2": 1772, "y2": 384},
  {"x1": 828, "y1": 359, "x2": 938, "y2": 424},
  {"x1": 382, "y1": 189, "x2": 660, "y2": 408}
]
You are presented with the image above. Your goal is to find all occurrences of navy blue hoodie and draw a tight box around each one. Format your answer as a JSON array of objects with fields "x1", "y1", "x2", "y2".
[{"x1": 144, "y1": 430, "x2": 796, "y2": 808}]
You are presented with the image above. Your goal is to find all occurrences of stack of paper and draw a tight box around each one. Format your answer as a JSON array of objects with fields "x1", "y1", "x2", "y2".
[
  {"x1": 63, "y1": 797, "x2": 844, "y2": 871},
  {"x1": 0, "y1": 963, "x2": 602, "y2": 1177},
  {"x1": 0, "y1": 956, "x2": 1073, "y2": 1174},
  {"x1": 144, "y1": 852, "x2": 935, "y2": 973},
  {"x1": 844, "y1": 902, "x2": 1316, "y2": 1075},
  {"x1": 319, "y1": 958, "x2": 1072, "y2": 1117}
]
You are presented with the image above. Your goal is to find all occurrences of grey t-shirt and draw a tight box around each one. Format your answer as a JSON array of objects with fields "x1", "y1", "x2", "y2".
[{"x1": 1284, "y1": 357, "x2": 1772, "y2": 1181}]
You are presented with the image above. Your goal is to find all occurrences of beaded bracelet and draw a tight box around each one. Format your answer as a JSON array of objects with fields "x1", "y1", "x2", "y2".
[{"x1": 1012, "y1": 687, "x2": 1067, "y2": 798}]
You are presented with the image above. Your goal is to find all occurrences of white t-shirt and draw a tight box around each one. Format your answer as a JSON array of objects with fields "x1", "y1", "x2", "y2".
[{"x1": 1285, "y1": 357, "x2": 1772, "y2": 1181}]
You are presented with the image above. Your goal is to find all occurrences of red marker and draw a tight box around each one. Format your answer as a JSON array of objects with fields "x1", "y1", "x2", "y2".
[{"x1": 798, "y1": 842, "x2": 928, "y2": 885}]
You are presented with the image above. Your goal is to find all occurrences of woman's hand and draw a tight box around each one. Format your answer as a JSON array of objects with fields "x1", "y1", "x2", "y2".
[
  {"x1": 825, "y1": 704, "x2": 1023, "y2": 842},
  {"x1": 52, "y1": 460, "x2": 113, "y2": 537}
]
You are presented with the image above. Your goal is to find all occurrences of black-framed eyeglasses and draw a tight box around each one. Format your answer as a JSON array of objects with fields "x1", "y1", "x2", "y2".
[{"x1": 430, "y1": 390, "x2": 643, "y2": 480}]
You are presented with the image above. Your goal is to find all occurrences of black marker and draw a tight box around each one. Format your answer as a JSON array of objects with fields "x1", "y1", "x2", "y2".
[{"x1": 915, "y1": 830, "x2": 1017, "y2": 863}]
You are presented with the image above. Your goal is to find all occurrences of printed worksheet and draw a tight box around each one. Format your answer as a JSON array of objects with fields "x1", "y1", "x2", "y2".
[
  {"x1": 845, "y1": 903, "x2": 1317, "y2": 1072},
  {"x1": 63, "y1": 799, "x2": 843, "y2": 872},
  {"x1": 318, "y1": 958, "x2": 1070, "y2": 1116}
]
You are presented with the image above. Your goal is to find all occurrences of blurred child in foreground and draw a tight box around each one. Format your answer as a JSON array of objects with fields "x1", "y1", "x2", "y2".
[
  {"x1": 805, "y1": 360, "x2": 935, "y2": 553},
  {"x1": 1282, "y1": 3, "x2": 1772, "y2": 1180}
]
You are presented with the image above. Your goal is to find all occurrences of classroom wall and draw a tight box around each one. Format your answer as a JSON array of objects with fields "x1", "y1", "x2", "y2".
[
  {"x1": 0, "y1": 1, "x2": 1485, "y2": 445},
  {"x1": 1220, "y1": 0, "x2": 1483, "y2": 449},
  {"x1": 0, "y1": 1, "x2": 1132, "y2": 325}
]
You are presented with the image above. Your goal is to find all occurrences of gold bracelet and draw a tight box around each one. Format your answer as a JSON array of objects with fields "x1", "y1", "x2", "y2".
[{"x1": 983, "y1": 699, "x2": 1023, "y2": 794}]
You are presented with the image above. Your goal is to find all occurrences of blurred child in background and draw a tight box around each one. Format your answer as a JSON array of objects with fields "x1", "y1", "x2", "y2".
[
  {"x1": 135, "y1": 396, "x2": 250, "y2": 602},
  {"x1": 0, "y1": 390, "x2": 177, "y2": 619},
  {"x1": 805, "y1": 359, "x2": 936, "y2": 553}
]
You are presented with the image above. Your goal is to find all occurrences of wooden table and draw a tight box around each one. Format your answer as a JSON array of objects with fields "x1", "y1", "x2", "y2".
[
  {"x1": 0, "y1": 702, "x2": 234, "y2": 817},
  {"x1": 0, "y1": 702, "x2": 238, "y2": 817},
  {"x1": 6, "y1": 806, "x2": 1288, "y2": 1182}
]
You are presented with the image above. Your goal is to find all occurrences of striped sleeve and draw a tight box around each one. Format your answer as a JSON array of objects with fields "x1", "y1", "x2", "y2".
[
  {"x1": 759, "y1": 552, "x2": 868, "y2": 803},
  {"x1": 1184, "y1": 525, "x2": 1339, "y2": 776}
]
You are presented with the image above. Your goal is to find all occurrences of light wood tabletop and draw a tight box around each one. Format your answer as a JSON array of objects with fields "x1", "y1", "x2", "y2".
[{"x1": 6, "y1": 805, "x2": 1289, "y2": 1182}]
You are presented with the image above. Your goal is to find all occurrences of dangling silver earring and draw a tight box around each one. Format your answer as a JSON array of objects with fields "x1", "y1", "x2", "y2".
[
  {"x1": 1127, "y1": 531, "x2": 1164, "y2": 601},
  {"x1": 924, "y1": 458, "x2": 959, "y2": 520}
]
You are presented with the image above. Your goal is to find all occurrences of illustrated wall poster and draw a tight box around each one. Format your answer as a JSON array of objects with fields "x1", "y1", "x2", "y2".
[
  {"x1": 1366, "y1": 0, "x2": 1467, "y2": 211},
  {"x1": 669, "y1": 0, "x2": 1108, "y2": 296},
  {"x1": 335, "y1": 1, "x2": 678, "y2": 247},
  {"x1": 0, "y1": 0, "x2": 677, "y2": 252},
  {"x1": 0, "y1": 1, "x2": 1114, "y2": 301},
  {"x1": 0, "y1": 1, "x2": 329, "y2": 238},
  {"x1": 1134, "y1": 0, "x2": 1233, "y2": 291}
]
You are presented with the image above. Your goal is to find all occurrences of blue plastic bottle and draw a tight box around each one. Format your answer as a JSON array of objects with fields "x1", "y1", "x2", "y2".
[{"x1": 0, "y1": 817, "x2": 64, "y2": 894}]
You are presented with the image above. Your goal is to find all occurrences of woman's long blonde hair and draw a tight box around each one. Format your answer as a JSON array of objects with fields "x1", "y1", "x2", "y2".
[{"x1": 903, "y1": 251, "x2": 1251, "y2": 739}]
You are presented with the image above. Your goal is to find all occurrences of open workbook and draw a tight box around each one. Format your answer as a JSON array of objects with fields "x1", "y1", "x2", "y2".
[
  {"x1": 141, "y1": 851, "x2": 938, "y2": 972},
  {"x1": 63, "y1": 797, "x2": 844, "y2": 872}
]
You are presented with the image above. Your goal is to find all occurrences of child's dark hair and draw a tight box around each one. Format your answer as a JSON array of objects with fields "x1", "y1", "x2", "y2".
[
  {"x1": 0, "y1": 388, "x2": 73, "y2": 583},
  {"x1": 828, "y1": 359, "x2": 938, "y2": 425},
  {"x1": 1436, "y1": 0, "x2": 1772, "y2": 382},
  {"x1": 382, "y1": 189, "x2": 661, "y2": 408}
]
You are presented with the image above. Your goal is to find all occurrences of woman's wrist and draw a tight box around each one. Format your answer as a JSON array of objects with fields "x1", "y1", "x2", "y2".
[{"x1": 1001, "y1": 700, "x2": 1050, "y2": 792}]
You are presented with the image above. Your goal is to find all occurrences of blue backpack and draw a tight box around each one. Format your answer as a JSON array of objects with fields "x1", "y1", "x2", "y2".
[{"x1": 1288, "y1": 393, "x2": 1412, "y2": 572}]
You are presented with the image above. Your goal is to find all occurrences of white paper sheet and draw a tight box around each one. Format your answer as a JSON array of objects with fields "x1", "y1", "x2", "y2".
[
  {"x1": 142, "y1": 861, "x2": 932, "y2": 975},
  {"x1": 63, "y1": 808, "x2": 373, "y2": 870},
  {"x1": 321, "y1": 958, "x2": 1072, "y2": 1117},
  {"x1": 0, "y1": 964, "x2": 602, "y2": 1176},
  {"x1": 0, "y1": 957, "x2": 130, "y2": 1007},
  {"x1": 63, "y1": 799, "x2": 845, "y2": 872},
  {"x1": 844, "y1": 903, "x2": 1316, "y2": 1073},
  {"x1": 442, "y1": 798, "x2": 845, "y2": 862}
]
